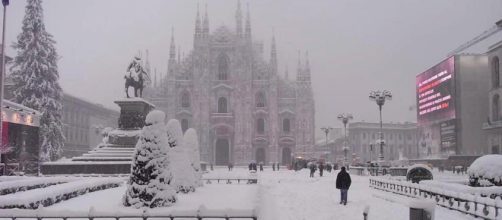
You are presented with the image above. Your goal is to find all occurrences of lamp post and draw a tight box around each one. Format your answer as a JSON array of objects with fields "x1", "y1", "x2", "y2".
[
  {"x1": 369, "y1": 143, "x2": 373, "y2": 162},
  {"x1": 0, "y1": 0, "x2": 9, "y2": 175},
  {"x1": 369, "y1": 90, "x2": 392, "y2": 162},
  {"x1": 320, "y1": 127, "x2": 333, "y2": 161},
  {"x1": 337, "y1": 113, "x2": 353, "y2": 164}
]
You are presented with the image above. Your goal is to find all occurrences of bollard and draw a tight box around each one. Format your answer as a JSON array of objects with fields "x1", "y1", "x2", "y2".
[{"x1": 363, "y1": 205, "x2": 370, "y2": 220}]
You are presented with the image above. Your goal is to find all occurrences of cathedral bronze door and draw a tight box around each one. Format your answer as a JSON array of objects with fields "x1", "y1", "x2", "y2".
[
  {"x1": 282, "y1": 147, "x2": 292, "y2": 165},
  {"x1": 215, "y1": 138, "x2": 230, "y2": 165},
  {"x1": 256, "y1": 148, "x2": 266, "y2": 164}
]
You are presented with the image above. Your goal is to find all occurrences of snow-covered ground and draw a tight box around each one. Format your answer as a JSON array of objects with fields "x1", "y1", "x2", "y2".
[{"x1": 0, "y1": 168, "x2": 478, "y2": 220}]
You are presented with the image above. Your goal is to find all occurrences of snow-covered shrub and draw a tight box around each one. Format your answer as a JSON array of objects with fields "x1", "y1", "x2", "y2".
[
  {"x1": 167, "y1": 119, "x2": 197, "y2": 193},
  {"x1": 468, "y1": 155, "x2": 502, "y2": 186},
  {"x1": 183, "y1": 128, "x2": 202, "y2": 187},
  {"x1": 0, "y1": 179, "x2": 121, "y2": 209},
  {"x1": 0, "y1": 178, "x2": 68, "y2": 195},
  {"x1": 123, "y1": 110, "x2": 177, "y2": 208},
  {"x1": 166, "y1": 119, "x2": 184, "y2": 148}
]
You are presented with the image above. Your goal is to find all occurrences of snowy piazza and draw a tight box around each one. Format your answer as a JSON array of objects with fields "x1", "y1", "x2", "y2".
[{"x1": 0, "y1": 0, "x2": 501, "y2": 220}]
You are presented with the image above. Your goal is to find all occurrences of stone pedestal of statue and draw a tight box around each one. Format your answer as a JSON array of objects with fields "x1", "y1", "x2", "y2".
[{"x1": 41, "y1": 98, "x2": 156, "y2": 175}]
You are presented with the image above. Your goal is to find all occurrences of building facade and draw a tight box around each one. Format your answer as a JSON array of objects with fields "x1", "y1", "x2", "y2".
[
  {"x1": 61, "y1": 94, "x2": 119, "y2": 157},
  {"x1": 348, "y1": 122, "x2": 419, "y2": 163},
  {"x1": 144, "y1": 3, "x2": 315, "y2": 165},
  {"x1": 483, "y1": 41, "x2": 502, "y2": 154}
]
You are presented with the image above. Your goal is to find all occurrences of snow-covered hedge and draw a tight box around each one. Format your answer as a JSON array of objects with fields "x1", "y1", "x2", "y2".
[
  {"x1": 123, "y1": 110, "x2": 177, "y2": 208},
  {"x1": 167, "y1": 119, "x2": 197, "y2": 193},
  {"x1": 0, "y1": 178, "x2": 122, "y2": 209},
  {"x1": 0, "y1": 177, "x2": 70, "y2": 195},
  {"x1": 468, "y1": 155, "x2": 502, "y2": 186}
]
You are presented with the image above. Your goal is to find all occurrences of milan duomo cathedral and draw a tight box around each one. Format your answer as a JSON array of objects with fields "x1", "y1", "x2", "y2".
[{"x1": 144, "y1": 3, "x2": 315, "y2": 166}]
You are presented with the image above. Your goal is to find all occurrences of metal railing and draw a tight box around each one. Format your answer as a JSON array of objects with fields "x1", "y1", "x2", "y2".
[
  {"x1": 370, "y1": 178, "x2": 502, "y2": 219},
  {"x1": 203, "y1": 178, "x2": 258, "y2": 184},
  {"x1": 0, "y1": 207, "x2": 258, "y2": 220}
]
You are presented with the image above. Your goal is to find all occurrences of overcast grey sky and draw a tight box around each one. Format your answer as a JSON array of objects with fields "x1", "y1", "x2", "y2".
[{"x1": 3, "y1": 0, "x2": 502, "y2": 135}]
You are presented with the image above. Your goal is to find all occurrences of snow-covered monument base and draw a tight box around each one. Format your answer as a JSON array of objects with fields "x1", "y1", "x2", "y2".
[{"x1": 41, "y1": 98, "x2": 155, "y2": 175}]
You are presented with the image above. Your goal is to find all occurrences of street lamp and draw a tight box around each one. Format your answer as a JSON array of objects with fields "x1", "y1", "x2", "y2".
[
  {"x1": 0, "y1": 0, "x2": 9, "y2": 175},
  {"x1": 337, "y1": 113, "x2": 353, "y2": 164},
  {"x1": 369, "y1": 143, "x2": 373, "y2": 162},
  {"x1": 320, "y1": 127, "x2": 333, "y2": 161},
  {"x1": 369, "y1": 90, "x2": 392, "y2": 161}
]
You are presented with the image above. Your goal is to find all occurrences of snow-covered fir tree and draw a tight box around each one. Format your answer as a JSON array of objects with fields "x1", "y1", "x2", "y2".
[
  {"x1": 123, "y1": 110, "x2": 177, "y2": 208},
  {"x1": 183, "y1": 128, "x2": 202, "y2": 187},
  {"x1": 10, "y1": 0, "x2": 64, "y2": 161},
  {"x1": 166, "y1": 119, "x2": 197, "y2": 193}
]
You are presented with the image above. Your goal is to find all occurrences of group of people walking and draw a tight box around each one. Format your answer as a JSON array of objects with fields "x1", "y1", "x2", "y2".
[{"x1": 308, "y1": 162, "x2": 334, "y2": 177}]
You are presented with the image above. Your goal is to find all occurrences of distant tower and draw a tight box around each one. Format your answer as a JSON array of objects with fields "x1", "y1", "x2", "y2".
[
  {"x1": 235, "y1": 0, "x2": 243, "y2": 37},
  {"x1": 245, "y1": 3, "x2": 251, "y2": 39},
  {"x1": 270, "y1": 33, "x2": 277, "y2": 74},
  {"x1": 203, "y1": 4, "x2": 210, "y2": 37}
]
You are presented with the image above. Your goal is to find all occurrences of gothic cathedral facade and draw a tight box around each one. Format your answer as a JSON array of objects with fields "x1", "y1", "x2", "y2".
[{"x1": 144, "y1": 3, "x2": 315, "y2": 165}]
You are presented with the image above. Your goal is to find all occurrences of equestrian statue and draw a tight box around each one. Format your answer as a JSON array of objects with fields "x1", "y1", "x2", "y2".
[{"x1": 124, "y1": 55, "x2": 151, "y2": 98}]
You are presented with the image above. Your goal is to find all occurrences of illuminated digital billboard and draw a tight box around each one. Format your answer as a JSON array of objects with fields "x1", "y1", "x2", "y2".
[{"x1": 416, "y1": 57, "x2": 455, "y2": 124}]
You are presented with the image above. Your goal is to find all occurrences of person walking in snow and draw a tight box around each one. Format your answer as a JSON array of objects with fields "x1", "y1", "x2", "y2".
[
  {"x1": 259, "y1": 162, "x2": 264, "y2": 171},
  {"x1": 319, "y1": 162, "x2": 324, "y2": 177},
  {"x1": 272, "y1": 162, "x2": 276, "y2": 171},
  {"x1": 309, "y1": 163, "x2": 316, "y2": 178},
  {"x1": 327, "y1": 163, "x2": 332, "y2": 173},
  {"x1": 336, "y1": 166, "x2": 352, "y2": 205}
]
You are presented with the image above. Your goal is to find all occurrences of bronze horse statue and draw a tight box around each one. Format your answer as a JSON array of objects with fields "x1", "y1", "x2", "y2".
[{"x1": 124, "y1": 57, "x2": 150, "y2": 98}]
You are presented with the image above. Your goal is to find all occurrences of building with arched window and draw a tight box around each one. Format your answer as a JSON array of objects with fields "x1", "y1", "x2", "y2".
[
  {"x1": 144, "y1": 3, "x2": 315, "y2": 165},
  {"x1": 484, "y1": 43, "x2": 502, "y2": 154}
]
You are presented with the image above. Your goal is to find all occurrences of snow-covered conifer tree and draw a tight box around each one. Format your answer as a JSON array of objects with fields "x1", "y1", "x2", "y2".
[
  {"x1": 166, "y1": 119, "x2": 196, "y2": 193},
  {"x1": 10, "y1": 0, "x2": 64, "y2": 161},
  {"x1": 183, "y1": 128, "x2": 202, "y2": 187},
  {"x1": 123, "y1": 110, "x2": 177, "y2": 208}
]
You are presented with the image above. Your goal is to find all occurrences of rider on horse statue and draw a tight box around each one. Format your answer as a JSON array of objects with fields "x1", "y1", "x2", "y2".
[{"x1": 124, "y1": 55, "x2": 150, "y2": 98}]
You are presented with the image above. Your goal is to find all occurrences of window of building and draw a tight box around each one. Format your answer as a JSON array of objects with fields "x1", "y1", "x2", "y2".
[
  {"x1": 218, "y1": 54, "x2": 229, "y2": 80},
  {"x1": 493, "y1": 56, "x2": 500, "y2": 88},
  {"x1": 493, "y1": 94, "x2": 500, "y2": 121},
  {"x1": 256, "y1": 118, "x2": 265, "y2": 134},
  {"x1": 256, "y1": 92, "x2": 266, "y2": 108},
  {"x1": 181, "y1": 119, "x2": 189, "y2": 133},
  {"x1": 362, "y1": 133, "x2": 366, "y2": 139},
  {"x1": 218, "y1": 97, "x2": 227, "y2": 113},
  {"x1": 181, "y1": 92, "x2": 190, "y2": 108},
  {"x1": 283, "y1": 118, "x2": 290, "y2": 133}
]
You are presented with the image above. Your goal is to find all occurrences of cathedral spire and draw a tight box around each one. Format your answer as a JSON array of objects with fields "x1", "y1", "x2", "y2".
[
  {"x1": 169, "y1": 28, "x2": 176, "y2": 60},
  {"x1": 285, "y1": 65, "x2": 289, "y2": 80},
  {"x1": 177, "y1": 46, "x2": 181, "y2": 64},
  {"x1": 270, "y1": 32, "x2": 277, "y2": 74},
  {"x1": 235, "y1": 0, "x2": 243, "y2": 37},
  {"x1": 203, "y1": 4, "x2": 209, "y2": 37},
  {"x1": 154, "y1": 68, "x2": 157, "y2": 88},
  {"x1": 195, "y1": 3, "x2": 201, "y2": 38},
  {"x1": 305, "y1": 51, "x2": 311, "y2": 81},
  {"x1": 145, "y1": 49, "x2": 151, "y2": 74},
  {"x1": 297, "y1": 50, "x2": 302, "y2": 81},
  {"x1": 245, "y1": 3, "x2": 251, "y2": 39}
]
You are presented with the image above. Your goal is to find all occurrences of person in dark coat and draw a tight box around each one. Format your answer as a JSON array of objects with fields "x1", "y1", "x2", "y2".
[
  {"x1": 259, "y1": 162, "x2": 264, "y2": 171},
  {"x1": 319, "y1": 163, "x2": 324, "y2": 177},
  {"x1": 309, "y1": 163, "x2": 316, "y2": 178},
  {"x1": 272, "y1": 163, "x2": 276, "y2": 171},
  {"x1": 326, "y1": 163, "x2": 332, "y2": 173},
  {"x1": 336, "y1": 166, "x2": 352, "y2": 205}
]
